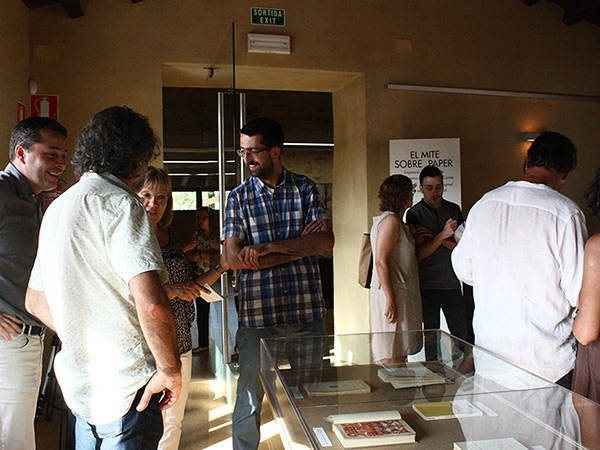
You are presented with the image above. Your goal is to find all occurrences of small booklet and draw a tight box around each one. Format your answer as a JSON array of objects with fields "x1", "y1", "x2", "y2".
[
  {"x1": 378, "y1": 363, "x2": 448, "y2": 389},
  {"x1": 200, "y1": 284, "x2": 237, "y2": 303},
  {"x1": 303, "y1": 379, "x2": 371, "y2": 397},
  {"x1": 327, "y1": 410, "x2": 416, "y2": 448},
  {"x1": 412, "y1": 399, "x2": 482, "y2": 421},
  {"x1": 454, "y1": 437, "x2": 528, "y2": 449}
]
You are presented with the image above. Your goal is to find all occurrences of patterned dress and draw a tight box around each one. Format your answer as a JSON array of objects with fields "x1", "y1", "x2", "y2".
[{"x1": 162, "y1": 228, "x2": 197, "y2": 354}]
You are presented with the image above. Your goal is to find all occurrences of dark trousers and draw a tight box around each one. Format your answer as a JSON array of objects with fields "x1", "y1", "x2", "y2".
[
  {"x1": 232, "y1": 319, "x2": 327, "y2": 450},
  {"x1": 462, "y1": 284, "x2": 475, "y2": 344},
  {"x1": 74, "y1": 385, "x2": 163, "y2": 449},
  {"x1": 196, "y1": 297, "x2": 210, "y2": 348},
  {"x1": 422, "y1": 288, "x2": 470, "y2": 360}
]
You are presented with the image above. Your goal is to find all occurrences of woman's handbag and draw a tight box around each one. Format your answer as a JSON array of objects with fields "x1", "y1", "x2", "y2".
[{"x1": 358, "y1": 233, "x2": 373, "y2": 288}]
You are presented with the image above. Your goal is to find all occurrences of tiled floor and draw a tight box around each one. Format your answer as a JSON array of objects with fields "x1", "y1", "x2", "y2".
[
  {"x1": 178, "y1": 350, "x2": 284, "y2": 449},
  {"x1": 34, "y1": 350, "x2": 284, "y2": 449},
  {"x1": 35, "y1": 309, "x2": 334, "y2": 448}
]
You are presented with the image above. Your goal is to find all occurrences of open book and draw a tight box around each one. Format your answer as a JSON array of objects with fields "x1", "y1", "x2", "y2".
[
  {"x1": 303, "y1": 379, "x2": 371, "y2": 397},
  {"x1": 378, "y1": 362, "x2": 449, "y2": 389},
  {"x1": 412, "y1": 399, "x2": 482, "y2": 421},
  {"x1": 327, "y1": 410, "x2": 416, "y2": 448}
]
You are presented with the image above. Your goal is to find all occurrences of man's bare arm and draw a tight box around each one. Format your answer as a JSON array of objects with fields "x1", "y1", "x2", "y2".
[
  {"x1": 129, "y1": 271, "x2": 182, "y2": 411},
  {"x1": 25, "y1": 287, "x2": 55, "y2": 331},
  {"x1": 415, "y1": 219, "x2": 457, "y2": 261},
  {"x1": 225, "y1": 219, "x2": 334, "y2": 271}
]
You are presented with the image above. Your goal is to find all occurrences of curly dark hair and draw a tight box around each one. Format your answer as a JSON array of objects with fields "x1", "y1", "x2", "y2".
[
  {"x1": 378, "y1": 174, "x2": 414, "y2": 214},
  {"x1": 72, "y1": 106, "x2": 160, "y2": 178},
  {"x1": 525, "y1": 131, "x2": 577, "y2": 174},
  {"x1": 586, "y1": 167, "x2": 600, "y2": 219}
]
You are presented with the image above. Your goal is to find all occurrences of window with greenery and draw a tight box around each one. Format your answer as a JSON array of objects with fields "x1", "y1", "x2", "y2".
[{"x1": 172, "y1": 191, "x2": 197, "y2": 211}]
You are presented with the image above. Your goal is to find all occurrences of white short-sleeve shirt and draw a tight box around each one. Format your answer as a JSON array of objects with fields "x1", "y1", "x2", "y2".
[
  {"x1": 452, "y1": 181, "x2": 587, "y2": 383},
  {"x1": 29, "y1": 172, "x2": 167, "y2": 425}
]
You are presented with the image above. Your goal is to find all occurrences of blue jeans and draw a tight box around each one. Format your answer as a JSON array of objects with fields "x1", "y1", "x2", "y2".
[
  {"x1": 232, "y1": 318, "x2": 327, "y2": 450},
  {"x1": 75, "y1": 384, "x2": 163, "y2": 449}
]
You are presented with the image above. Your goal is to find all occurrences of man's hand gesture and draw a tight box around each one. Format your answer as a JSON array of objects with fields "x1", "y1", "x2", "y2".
[{"x1": 136, "y1": 368, "x2": 182, "y2": 412}]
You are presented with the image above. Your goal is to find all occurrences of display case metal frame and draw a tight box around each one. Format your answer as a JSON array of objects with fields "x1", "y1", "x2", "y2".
[{"x1": 259, "y1": 330, "x2": 599, "y2": 449}]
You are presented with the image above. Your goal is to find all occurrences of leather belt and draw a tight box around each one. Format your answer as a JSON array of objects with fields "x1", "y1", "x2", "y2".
[{"x1": 21, "y1": 324, "x2": 45, "y2": 336}]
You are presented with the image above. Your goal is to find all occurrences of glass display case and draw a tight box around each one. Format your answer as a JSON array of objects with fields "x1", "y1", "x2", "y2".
[{"x1": 259, "y1": 330, "x2": 600, "y2": 449}]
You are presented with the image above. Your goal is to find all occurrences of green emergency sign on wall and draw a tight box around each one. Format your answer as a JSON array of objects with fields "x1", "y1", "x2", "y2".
[{"x1": 251, "y1": 7, "x2": 285, "y2": 26}]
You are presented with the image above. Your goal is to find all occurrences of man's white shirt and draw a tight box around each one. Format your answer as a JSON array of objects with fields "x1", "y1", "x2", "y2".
[
  {"x1": 29, "y1": 172, "x2": 166, "y2": 425},
  {"x1": 452, "y1": 181, "x2": 587, "y2": 383}
]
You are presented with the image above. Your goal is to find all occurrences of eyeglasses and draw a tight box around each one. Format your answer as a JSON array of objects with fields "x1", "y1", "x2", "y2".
[
  {"x1": 236, "y1": 146, "x2": 270, "y2": 157},
  {"x1": 139, "y1": 193, "x2": 169, "y2": 204}
]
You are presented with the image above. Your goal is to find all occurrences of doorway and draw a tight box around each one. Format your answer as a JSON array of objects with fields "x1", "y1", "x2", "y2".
[{"x1": 162, "y1": 87, "x2": 335, "y2": 305}]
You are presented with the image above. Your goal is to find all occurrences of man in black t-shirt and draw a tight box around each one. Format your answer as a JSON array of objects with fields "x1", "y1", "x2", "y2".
[{"x1": 406, "y1": 165, "x2": 472, "y2": 359}]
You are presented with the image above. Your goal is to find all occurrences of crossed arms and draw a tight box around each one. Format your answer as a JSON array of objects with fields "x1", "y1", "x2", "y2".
[
  {"x1": 412, "y1": 219, "x2": 458, "y2": 261},
  {"x1": 224, "y1": 219, "x2": 334, "y2": 271}
]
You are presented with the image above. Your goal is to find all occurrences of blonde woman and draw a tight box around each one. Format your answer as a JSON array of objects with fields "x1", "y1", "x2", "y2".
[{"x1": 138, "y1": 167, "x2": 229, "y2": 449}]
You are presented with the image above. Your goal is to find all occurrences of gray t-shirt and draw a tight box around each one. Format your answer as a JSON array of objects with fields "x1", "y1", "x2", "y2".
[
  {"x1": 29, "y1": 172, "x2": 167, "y2": 425},
  {"x1": 0, "y1": 163, "x2": 45, "y2": 328},
  {"x1": 406, "y1": 198, "x2": 464, "y2": 290}
]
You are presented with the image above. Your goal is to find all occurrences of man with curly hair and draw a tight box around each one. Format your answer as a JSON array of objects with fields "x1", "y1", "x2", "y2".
[
  {"x1": 452, "y1": 132, "x2": 587, "y2": 388},
  {"x1": 25, "y1": 106, "x2": 181, "y2": 448}
]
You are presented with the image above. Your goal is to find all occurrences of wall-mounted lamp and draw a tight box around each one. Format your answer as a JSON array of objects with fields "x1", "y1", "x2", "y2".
[
  {"x1": 520, "y1": 132, "x2": 543, "y2": 142},
  {"x1": 248, "y1": 33, "x2": 290, "y2": 54}
]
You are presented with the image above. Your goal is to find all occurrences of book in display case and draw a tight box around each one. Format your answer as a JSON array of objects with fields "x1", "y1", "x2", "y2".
[{"x1": 259, "y1": 329, "x2": 600, "y2": 449}]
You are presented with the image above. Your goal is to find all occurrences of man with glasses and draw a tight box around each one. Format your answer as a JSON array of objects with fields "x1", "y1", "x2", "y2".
[{"x1": 224, "y1": 117, "x2": 334, "y2": 449}]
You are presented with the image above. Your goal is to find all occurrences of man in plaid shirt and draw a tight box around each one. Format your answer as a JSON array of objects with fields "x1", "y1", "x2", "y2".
[{"x1": 224, "y1": 117, "x2": 334, "y2": 449}]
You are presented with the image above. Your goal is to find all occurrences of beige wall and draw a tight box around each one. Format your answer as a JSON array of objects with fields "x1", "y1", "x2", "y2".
[
  {"x1": 17, "y1": 0, "x2": 600, "y2": 333},
  {"x1": 0, "y1": 3, "x2": 29, "y2": 166}
]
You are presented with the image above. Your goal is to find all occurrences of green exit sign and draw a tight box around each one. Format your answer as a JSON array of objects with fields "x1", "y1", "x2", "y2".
[{"x1": 251, "y1": 7, "x2": 285, "y2": 26}]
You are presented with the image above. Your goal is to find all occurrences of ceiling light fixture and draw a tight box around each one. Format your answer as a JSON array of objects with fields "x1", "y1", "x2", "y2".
[{"x1": 248, "y1": 33, "x2": 290, "y2": 54}]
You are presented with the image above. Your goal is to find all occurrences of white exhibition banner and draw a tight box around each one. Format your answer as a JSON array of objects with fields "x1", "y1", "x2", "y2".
[{"x1": 389, "y1": 138, "x2": 461, "y2": 208}]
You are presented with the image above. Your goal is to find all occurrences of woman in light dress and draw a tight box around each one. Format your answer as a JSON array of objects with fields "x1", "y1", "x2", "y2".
[{"x1": 370, "y1": 175, "x2": 422, "y2": 365}]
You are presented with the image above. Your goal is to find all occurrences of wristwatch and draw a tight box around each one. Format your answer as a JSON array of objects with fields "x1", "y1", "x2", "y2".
[{"x1": 214, "y1": 263, "x2": 226, "y2": 275}]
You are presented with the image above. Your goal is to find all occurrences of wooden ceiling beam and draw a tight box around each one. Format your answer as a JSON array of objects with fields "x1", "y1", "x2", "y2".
[
  {"x1": 561, "y1": 0, "x2": 600, "y2": 25},
  {"x1": 523, "y1": 0, "x2": 543, "y2": 6},
  {"x1": 59, "y1": 0, "x2": 84, "y2": 18},
  {"x1": 21, "y1": 0, "x2": 83, "y2": 18}
]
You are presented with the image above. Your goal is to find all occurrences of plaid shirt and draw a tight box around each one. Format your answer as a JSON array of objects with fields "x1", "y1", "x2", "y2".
[{"x1": 224, "y1": 170, "x2": 326, "y2": 328}]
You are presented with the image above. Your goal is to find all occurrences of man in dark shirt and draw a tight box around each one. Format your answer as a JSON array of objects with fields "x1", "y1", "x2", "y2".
[
  {"x1": 0, "y1": 117, "x2": 67, "y2": 448},
  {"x1": 406, "y1": 165, "x2": 471, "y2": 359}
]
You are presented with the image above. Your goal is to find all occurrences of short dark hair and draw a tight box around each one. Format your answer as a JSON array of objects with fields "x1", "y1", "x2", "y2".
[
  {"x1": 525, "y1": 131, "x2": 577, "y2": 175},
  {"x1": 240, "y1": 117, "x2": 284, "y2": 150},
  {"x1": 419, "y1": 165, "x2": 443, "y2": 186},
  {"x1": 142, "y1": 166, "x2": 173, "y2": 230},
  {"x1": 378, "y1": 174, "x2": 414, "y2": 214},
  {"x1": 9, "y1": 117, "x2": 67, "y2": 161},
  {"x1": 72, "y1": 106, "x2": 160, "y2": 178}
]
